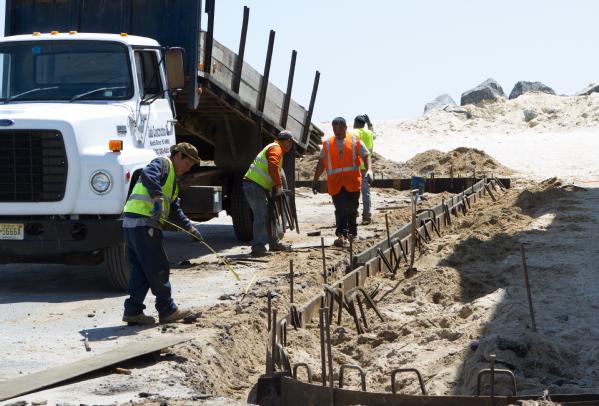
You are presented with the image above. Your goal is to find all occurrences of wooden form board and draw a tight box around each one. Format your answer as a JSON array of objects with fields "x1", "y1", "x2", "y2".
[
  {"x1": 0, "y1": 335, "x2": 191, "y2": 401},
  {"x1": 296, "y1": 178, "x2": 512, "y2": 193}
]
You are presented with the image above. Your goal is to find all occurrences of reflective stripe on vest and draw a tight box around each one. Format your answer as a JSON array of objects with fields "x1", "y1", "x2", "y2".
[
  {"x1": 123, "y1": 157, "x2": 179, "y2": 220},
  {"x1": 244, "y1": 142, "x2": 283, "y2": 191},
  {"x1": 323, "y1": 133, "x2": 362, "y2": 196}
]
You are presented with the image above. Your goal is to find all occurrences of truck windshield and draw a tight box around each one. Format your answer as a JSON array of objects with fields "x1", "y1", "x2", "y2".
[{"x1": 0, "y1": 40, "x2": 133, "y2": 102}]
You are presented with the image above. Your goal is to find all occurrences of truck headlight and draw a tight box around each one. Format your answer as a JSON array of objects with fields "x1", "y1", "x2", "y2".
[{"x1": 90, "y1": 171, "x2": 112, "y2": 194}]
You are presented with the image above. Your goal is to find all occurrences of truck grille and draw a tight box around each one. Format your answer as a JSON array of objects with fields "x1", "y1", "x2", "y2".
[{"x1": 0, "y1": 130, "x2": 67, "y2": 202}]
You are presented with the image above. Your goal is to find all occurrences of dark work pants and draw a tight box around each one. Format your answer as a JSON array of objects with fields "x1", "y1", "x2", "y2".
[
  {"x1": 331, "y1": 187, "x2": 360, "y2": 237},
  {"x1": 123, "y1": 226, "x2": 177, "y2": 318}
]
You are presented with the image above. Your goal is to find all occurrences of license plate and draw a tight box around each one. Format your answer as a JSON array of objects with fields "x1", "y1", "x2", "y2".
[{"x1": 0, "y1": 223, "x2": 24, "y2": 240}]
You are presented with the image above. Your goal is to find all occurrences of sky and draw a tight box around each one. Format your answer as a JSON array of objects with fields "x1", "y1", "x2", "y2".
[
  {"x1": 2, "y1": 1, "x2": 599, "y2": 123},
  {"x1": 213, "y1": 1, "x2": 599, "y2": 122}
]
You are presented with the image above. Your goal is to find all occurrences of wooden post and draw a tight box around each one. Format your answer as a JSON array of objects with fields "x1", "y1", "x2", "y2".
[
  {"x1": 280, "y1": 50, "x2": 297, "y2": 128},
  {"x1": 300, "y1": 71, "x2": 320, "y2": 146},
  {"x1": 232, "y1": 6, "x2": 249, "y2": 93},
  {"x1": 257, "y1": 30, "x2": 275, "y2": 112},
  {"x1": 203, "y1": 0, "x2": 215, "y2": 74}
]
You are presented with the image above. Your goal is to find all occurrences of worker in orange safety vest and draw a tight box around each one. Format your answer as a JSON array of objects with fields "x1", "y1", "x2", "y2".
[{"x1": 311, "y1": 117, "x2": 372, "y2": 247}]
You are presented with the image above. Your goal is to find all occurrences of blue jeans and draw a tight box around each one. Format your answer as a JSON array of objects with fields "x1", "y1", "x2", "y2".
[
  {"x1": 361, "y1": 170, "x2": 371, "y2": 217},
  {"x1": 243, "y1": 181, "x2": 279, "y2": 251},
  {"x1": 123, "y1": 226, "x2": 177, "y2": 318}
]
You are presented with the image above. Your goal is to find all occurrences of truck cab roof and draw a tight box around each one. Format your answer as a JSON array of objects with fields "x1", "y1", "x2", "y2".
[{"x1": 0, "y1": 32, "x2": 159, "y2": 47}]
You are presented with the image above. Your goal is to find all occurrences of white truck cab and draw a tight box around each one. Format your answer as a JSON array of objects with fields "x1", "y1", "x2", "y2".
[{"x1": 0, "y1": 32, "x2": 187, "y2": 288}]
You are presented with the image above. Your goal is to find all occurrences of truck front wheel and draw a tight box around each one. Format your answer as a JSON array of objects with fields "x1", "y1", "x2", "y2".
[
  {"x1": 231, "y1": 178, "x2": 253, "y2": 242},
  {"x1": 104, "y1": 243, "x2": 131, "y2": 291}
]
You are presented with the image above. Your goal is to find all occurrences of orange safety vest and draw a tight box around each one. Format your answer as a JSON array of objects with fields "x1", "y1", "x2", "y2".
[{"x1": 322, "y1": 133, "x2": 362, "y2": 196}]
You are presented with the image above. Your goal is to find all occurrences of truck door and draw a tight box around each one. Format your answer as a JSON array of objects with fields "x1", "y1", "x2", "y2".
[{"x1": 134, "y1": 49, "x2": 176, "y2": 157}]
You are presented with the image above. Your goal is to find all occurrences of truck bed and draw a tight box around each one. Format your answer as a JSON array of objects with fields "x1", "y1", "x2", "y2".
[{"x1": 196, "y1": 32, "x2": 323, "y2": 152}]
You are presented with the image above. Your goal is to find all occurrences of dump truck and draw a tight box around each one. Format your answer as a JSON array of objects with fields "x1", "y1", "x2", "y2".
[{"x1": 0, "y1": 0, "x2": 323, "y2": 289}]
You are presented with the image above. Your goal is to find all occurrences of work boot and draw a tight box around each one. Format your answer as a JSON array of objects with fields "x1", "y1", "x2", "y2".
[
  {"x1": 333, "y1": 235, "x2": 348, "y2": 247},
  {"x1": 123, "y1": 313, "x2": 156, "y2": 325},
  {"x1": 269, "y1": 241, "x2": 292, "y2": 252},
  {"x1": 159, "y1": 307, "x2": 192, "y2": 324},
  {"x1": 251, "y1": 246, "x2": 268, "y2": 257},
  {"x1": 361, "y1": 214, "x2": 372, "y2": 225}
]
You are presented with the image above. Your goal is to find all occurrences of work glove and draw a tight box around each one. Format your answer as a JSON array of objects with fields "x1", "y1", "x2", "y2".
[
  {"x1": 150, "y1": 197, "x2": 164, "y2": 222},
  {"x1": 364, "y1": 170, "x2": 374, "y2": 185},
  {"x1": 188, "y1": 226, "x2": 204, "y2": 242},
  {"x1": 273, "y1": 185, "x2": 284, "y2": 197},
  {"x1": 311, "y1": 179, "x2": 320, "y2": 195}
]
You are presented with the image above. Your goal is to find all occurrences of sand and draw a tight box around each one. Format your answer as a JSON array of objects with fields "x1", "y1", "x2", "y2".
[
  {"x1": 372, "y1": 93, "x2": 599, "y2": 183},
  {"x1": 295, "y1": 151, "x2": 411, "y2": 181},
  {"x1": 296, "y1": 146, "x2": 508, "y2": 180},
  {"x1": 405, "y1": 147, "x2": 513, "y2": 177},
  {"x1": 281, "y1": 177, "x2": 599, "y2": 398}
]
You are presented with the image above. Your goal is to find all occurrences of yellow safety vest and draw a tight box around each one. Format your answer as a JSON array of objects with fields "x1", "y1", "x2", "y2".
[
  {"x1": 123, "y1": 157, "x2": 179, "y2": 221},
  {"x1": 244, "y1": 142, "x2": 283, "y2": 191},
  {"x1": 351, "y1": 128, "x2": 374, "y2": 170}
]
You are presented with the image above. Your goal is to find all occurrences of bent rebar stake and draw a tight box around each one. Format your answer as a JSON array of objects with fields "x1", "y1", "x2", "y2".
[
  {"x1": 390, "y1": 368, "x2": 427, "y2": 395},
  {"x1": 318, "y1": 308, "x2": 327, "y2": 387},
  {"x1": 405, "y1": 190, "x2": 419, "y2": 279},
  {"x1": 520, "y1": 244, "x2": 537, "y2": 332}
]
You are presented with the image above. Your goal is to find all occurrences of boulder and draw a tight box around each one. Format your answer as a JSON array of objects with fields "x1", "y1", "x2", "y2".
[
  {"x1": 460, "y1": 78, "x2": 505, "y2": 106},
  {"x1": 424, "y1": 93, "x2": 456, "y2": 114},
  {"x1": 509, "y1": 81, "x2": 555, "y2": 99},
  {"x1": 576, "y1": 83, "x2": 599, "y2": 96},
  {"x1": 523, "y1": 108, "x2": 538, "y2": 122}
]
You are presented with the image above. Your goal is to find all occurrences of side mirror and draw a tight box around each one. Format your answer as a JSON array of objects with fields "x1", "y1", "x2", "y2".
[{"x1": 165, "y1": 48, "x2": 185, "y2": 91}]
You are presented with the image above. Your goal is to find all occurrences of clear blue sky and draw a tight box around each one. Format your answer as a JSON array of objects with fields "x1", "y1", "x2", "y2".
[
  {"x1": 2, "y1": 1, "x2": 598, "y2": 122},
  {"x1": 214, "y1": 1, "x2": 599, "y2": 122}
]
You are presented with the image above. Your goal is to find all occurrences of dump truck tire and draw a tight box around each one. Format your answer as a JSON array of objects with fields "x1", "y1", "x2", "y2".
[
  {"x1": 231, "y1": 179, "x2": 253, "y2": 242},
  {"x1": 104, "y1": 243, "x2": 131, "y2": 291}
]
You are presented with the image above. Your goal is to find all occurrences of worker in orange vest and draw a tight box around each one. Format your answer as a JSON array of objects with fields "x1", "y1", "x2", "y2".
[{"x1": 311, "y1": 117, "x2": 373, "y2": 247}]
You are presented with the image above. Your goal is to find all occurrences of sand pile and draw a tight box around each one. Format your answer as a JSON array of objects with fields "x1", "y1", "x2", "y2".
[
  {"x1": 296, "y1": 147, "x2": 510, "y2": 179},
  {"x1": 396, "y1": 92, "x2": 599, "y2": 136},
  {"x1": 516, "y1": 177, "x2": 586, "y2": 211},
  {"x1": 406, "y1": 147, "x2": 513, "y2": 176},
  {"x1": 295, "y1": 152, "x2": 320, "y2": 180},
  {"x1": 295, "y1": 151, "x2": 411, "y2": 181}
]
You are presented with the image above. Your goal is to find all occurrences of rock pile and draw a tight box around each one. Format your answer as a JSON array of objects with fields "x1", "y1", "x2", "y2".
[
  {"x1": 460, "y1": 78, "x2": 505, "y2": 106},
  {"x1": 424, "y1": 94, "x2": 456, "y2": 113},
  {"x1": 509, "y1": 81, "x2": 555, "y2": 99}
]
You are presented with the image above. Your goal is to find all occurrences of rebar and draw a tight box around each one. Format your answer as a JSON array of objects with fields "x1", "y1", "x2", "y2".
[
  {"x1": 289, "y1": 259, "x2": 294, "y2": 304},
  {"x1": 324, "y1": 307, "x2": 334, "y2": 388},
  {"x1": 318, "y1": 308, "x2": 327, "y2": 387},
  {"x1": 520, "y1": 244, "x2": 537, "y2": 332},
  {"x1": 321, "y1": 236, "x2": 327, "y2": 284}
]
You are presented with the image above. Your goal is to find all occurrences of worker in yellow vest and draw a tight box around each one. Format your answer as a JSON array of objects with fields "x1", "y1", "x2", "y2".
[
  {"x1": 351, "y1": 114, "x2": 376, "y2": 225},
  {"x1": 121, "y1": 143, "x2": 202, "y2": 325},
  {"x1": 243, "y1": 130, "x2": 295, "y2": 256}
]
